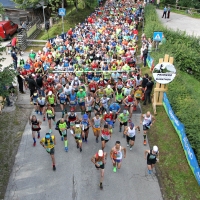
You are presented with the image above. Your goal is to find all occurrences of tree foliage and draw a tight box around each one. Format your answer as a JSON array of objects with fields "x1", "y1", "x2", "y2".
[
  {"x1": 161, "y1": 0, "x2": 200, "y2": 9},
  {"x1": 0, "y1": 41, "x2": 16, "y2": 97}
]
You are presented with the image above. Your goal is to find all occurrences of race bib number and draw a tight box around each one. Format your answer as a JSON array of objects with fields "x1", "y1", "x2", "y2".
[
  {"x1": 149, "y1": 155, "x2": 156, "y2": 160},
  {"x1": 135, "y1": 93, "x2": 141, "y2": 98},
  {"x1": 103, "y1": 135, "x2": 109, "y2": 140},
  {"x1": 60, "y1": 100, "x2": 65, "y2": 103},
  {"x1": 91, "y1": 87, "x2": 95, "y2": 91},
  {"x1": 70, "y1": 122, "x2": 75, "y2": 126},
  {"x1": 86, "y1": 106, "x2": 92, "y2": 111},
  {"x1": 62, "y1": 130, "x2": 67, "y2": 135},
  {"x1": 70, "y1": 100, "x2": 76, "y2": 104},
  {"x1": 106, "y1": 118, "x2": 111, "y2": 122},
  {"x1": 95, "y1": 105, "x2": 100, "y2": 109},
  {"x1": 79, "y1": 98, "x2": 83, "y2": 103},
  {"x1": 46, "y1": 148, "x2": 51, "y2": 153},
  {"x1": 32, "y1": 125, "x2": 39, "y2": 129}
]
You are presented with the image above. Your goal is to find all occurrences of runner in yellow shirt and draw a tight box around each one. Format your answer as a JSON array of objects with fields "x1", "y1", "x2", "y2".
[{"x1": 40, "y1": 133, "x2": 56, "y2": 171}]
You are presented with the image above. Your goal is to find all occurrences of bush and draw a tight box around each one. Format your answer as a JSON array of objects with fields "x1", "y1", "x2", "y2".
[
  {"x1": 144, "y1": 5, "x2": 200, "y2": 164},
  {"x1": 144, "y1": 5, "x2": 200, "y2": 81}
]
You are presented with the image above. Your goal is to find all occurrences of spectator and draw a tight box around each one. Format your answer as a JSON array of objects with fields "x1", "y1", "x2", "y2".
[
  {"x1": 22, "y1": 21, "x2": 27, "y2": 30},
  {"x1": 167, "y1": 6, "x2": 171, "y2": 19},
  {"x1": 143, "y1": 77, "x2": 154, "y2": 105},
  {"x1": 11, "y1": 50, "x2": 18, "y2": 70},
  {"x1": 162, "y1": 6, "x2": 167, "y2": 18},
  {"x1": 17, "y1": 68, "x2": 25, "y2": 94},
  {"x1": 142, "y1": 45, "x2": 148, "y2": 67}
]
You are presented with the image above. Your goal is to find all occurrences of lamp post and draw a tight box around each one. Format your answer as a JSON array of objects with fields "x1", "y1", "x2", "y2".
[{"x1": 43, "y1": 5, "x2": 47, "y2": 29}]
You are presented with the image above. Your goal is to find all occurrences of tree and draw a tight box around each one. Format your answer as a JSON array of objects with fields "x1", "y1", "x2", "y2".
[{"x1": 12, "y1": 0, "x2": 68, "y2": 14}]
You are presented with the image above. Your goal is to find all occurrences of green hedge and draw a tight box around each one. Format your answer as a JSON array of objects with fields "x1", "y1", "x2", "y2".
[
  {"x1": 144, "y1": 5, "x2": 200, "y2": 164},
  {"x1": 144, "y1": 5, "x2": 200, "y2": 81}
]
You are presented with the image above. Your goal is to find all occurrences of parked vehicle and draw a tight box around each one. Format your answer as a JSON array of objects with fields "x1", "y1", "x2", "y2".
[{"x1": 0, "y1": 21, "x2": 18, "y2": 40}]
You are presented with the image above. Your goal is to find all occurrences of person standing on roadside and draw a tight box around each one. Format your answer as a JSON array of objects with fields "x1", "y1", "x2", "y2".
[
  {"x1": 143, "y1": 77, "x2": 154, "y2": 105},
  {"x1": 11, "y1": 50, "x2": 18, "y2": 70},
  {"x1": 141, "y1": 111, "x2": 156, "y2": 145},
  {"x1": 142, "y1": 45, "x2": 148, "y2": 68},
  {"x1": 25, "y1": 74, "x2": 38, "y2": 104},
  {"x1": 110, "y1": 141, "x2": 126, "y2": 173},
  {"x1": 167, "y1": 6, "x2": 171, "y2": 18},
  {"x1": 40, "y1": 133, "x2": 56, "y2": 171},
  {"x1": 16, "y1": 68, "x2": 25, "y2": 94},
  {"x1": 144, "y1": 145, "x2": 159, "y2": 174},
  {"x1": 162, "y1": 6, "x2": 167, "y2": 18},
  {"x1": 91, "y1": 150, "x2": 107, "y2": 189}
]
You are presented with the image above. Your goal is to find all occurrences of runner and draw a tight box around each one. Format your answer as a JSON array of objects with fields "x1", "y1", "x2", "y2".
[
  {"x1": 91, "y1": 150, "x2": 107, "y2": 189},
  {"x1": 81, "y1": 114, "x2": 91, "y2": 142},
  {"x1": 141, "y1": 111, "x2": 156, "y2": 145},
  {"x1": 59, "y1": 91, "x2": 67, "y2": 117},
  {"x1": 101, "y1": 124, "x2": 112, "y2": 151},
  {"x1": 40, "y1": 133, "x2": 56, "y2": 171},
  {"x1": 45, "y1": 104, "x2": 56, "y2": 133},
  {"x1": 144, "y1": 146, "x2": 159, "y2": 174},
  {"x1": 100, "y1": 94, "x2": 110, "y2": 113},
  {"x1": 92, "y1": 113, "x2": 103, "y2": 143},
  {"x1": 85, "y1": 93, "x2": 94, "y2": 118},
  {"x1": 115, "y1": 89, "x2": 124, "y2": 104},
  {"x1": 69, "y1": 89, "x2": 77, "y2": 109},
  {"x1": 110, "y1": 141, "x2": 126, "y2": 173},
  {"x1": 124, "y1": 122, "x2": 140, "y2": 150},
  {"x1": 71, "y1": 124, "x2": 83, "y2": 152},
  {"x1": 30, "y1": 90, "x2": 39, "y2": 114},
  {"x1": 57, "y1": 118, "x2": 68, "y2": 152},
  {"x1": 77, "y1": 88, "x2": 86, "y2": 114},
  {"x1": 29, "y1": 115, "x2": 42, "y2": 146},
  {"x1": 46, "y1": 91, "x2": 56, "y2": 107},
  {"x1": 66, "y1": 107, "x2": 79, "y2": 128},
  {"x1": 93, "y1": 96, "x2": 102, "y2": 115},
  {"x1": 109, "y1": 102, "x2": 121, "y2": 123},
  {"x1": 123, "y1": 94, "x2": 137, "y2": 118},
  {"x1": 36, "y1": 94, "x2": 46, "y2": 121},
  {"x1": 103, "y1": 111, "x2": 114, "y2": 131},
  {"x1": 118, "y1": 110, "x2": 130, "y2": 137}
]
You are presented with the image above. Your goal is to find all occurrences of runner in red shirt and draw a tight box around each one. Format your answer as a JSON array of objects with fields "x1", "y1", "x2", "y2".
[{"x1": 88, "y1": 80, "x2": 97, "y2": 97}]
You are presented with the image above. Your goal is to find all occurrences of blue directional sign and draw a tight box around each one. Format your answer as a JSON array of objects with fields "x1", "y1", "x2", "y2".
[
  {"x1": 58, "y1": 8, "x2": 66, "y2": 16},
  {"x1": 153, "y1": 31, "x2": 163, "y2": 42}
]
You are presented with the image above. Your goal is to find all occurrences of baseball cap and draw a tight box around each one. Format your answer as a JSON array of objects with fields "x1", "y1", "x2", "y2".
[
  {"x1": 70, "y1": 107, "x2": 75, "y2": 112},
  {"x1": 80, "y1": 88, "x2": 83, "y2": 92},
  {"x1": 123, "y1": 110, "x2": 127, "y2": 114},
  {"x1": 107, "y1": 85, "x2": 111, "y2": 88},
  {"x1": 76, "y1": 124, "x2": 80, "y2": 127},
  {"x1": 48, "y1": 91, "x2": 52, "y2": 95},
  {"x1": 83, "y1": 114, "x2": 88, "y2": 120},
  {"x1": 130, "y1": 122, "x2": 134, "y2": 127},
  {"x1": 98, "y1": 150, "x2": 103, "y2": 157},
  {"x1": 45, "y1": 133, "x2": 51, "y2": 139},
  {"x1": 153, "y1": 146, "x2": 158, "y2": 152}
]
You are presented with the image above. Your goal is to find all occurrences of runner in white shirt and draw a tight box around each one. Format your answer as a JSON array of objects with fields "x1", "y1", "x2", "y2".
[
  {"x1": 124, "y1": 122, "x2": 140, "y2": 151},
  {"x1": 110, "y1": 141, "x2": 126, "y2": 173}
]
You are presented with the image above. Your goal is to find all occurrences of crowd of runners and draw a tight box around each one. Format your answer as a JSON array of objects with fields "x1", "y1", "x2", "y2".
[{"x1": 15, "y1": 0, "x2": 160, "y2": 189}]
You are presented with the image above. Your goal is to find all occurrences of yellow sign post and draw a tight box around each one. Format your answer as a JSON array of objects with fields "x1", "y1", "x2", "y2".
[{"x1": 152, "y1": 54, "x2": 174, "y2": 114}]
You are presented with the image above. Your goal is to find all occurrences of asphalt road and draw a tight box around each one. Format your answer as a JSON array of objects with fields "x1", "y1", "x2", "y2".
[
  {"x1": 156, "y1": 9, "x2": 200, "y2": 37},
  {"x1": 4, "y1": 110, "x2": 162, "y2": 200}
]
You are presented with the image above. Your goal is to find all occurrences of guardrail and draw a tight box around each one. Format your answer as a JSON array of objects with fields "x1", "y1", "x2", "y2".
[{"x1": 166, "y1": 4, "x2": 200, "y2": 14}]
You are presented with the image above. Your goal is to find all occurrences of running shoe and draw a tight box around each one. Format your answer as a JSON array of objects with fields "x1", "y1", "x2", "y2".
[
  {"x1": 61, "y1": 136, "x2": 64, "y2": 141},
  {"x1": 82, "y1": 138, "x2": 85, "y2": 142},
  {"x1": 43, "y1": 117, "x2": 45, "y2": 121},
  {"x1": 37, "y1": 134, "x2": 40, "y2": 139},
  {"x1": 80, "y1": 148, "x2": 82, "y2": 152},
  {"x1": 99, "y1": 182, "x2": 103, "y2": 189},
  {"x1": 30, "y1": 102, "x2": 33, "y2": 105},
  {"x1": 49, "y1": 129, "x2": 52, "y2": 133},
  {"x1": 85, "y1": 138, "x2": 88, "y2": 143},
  {"x1": 143, "y1": 140, "x2": 147, "y2": 145},
  {"x1": 35, "y1": 110, "x2": 38, "y2": 114},
  {"x1": 130, "y1": 147, "x2": 132, "y2": 151},
  {"x1": 96, "y1": 138, "x2": 99, "y2": 143},
  {"x1": 40, "y1": 112, "x2": 42, "y2": 115},
  {"x1": 127, "y1": 143, "x2": 129, "y2": 147},
  {"x1": 148, "y1": 170, "x2": 152, "y2": 174},
  {"x1": 65, "y1": 147, "x2": 68, "y2": 152},
  {"x1": 113, "y1": 167, "x2": 117, "y2": 173},
  {"x1": 119, "y1": 127, "x2": 122, "y2": 132},
  {"x1": 53, "y1": 165, "x2": 56, "y2": 171},
  {"x1": 77, "y1": 143, "x2": 79, "y2": 149},
  {"x1": 33, "y1": 142, "x2": 36, "y2": 147}
]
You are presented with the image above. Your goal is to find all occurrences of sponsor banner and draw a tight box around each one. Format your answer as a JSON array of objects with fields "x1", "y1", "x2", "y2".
[
  {"x1": 153, "y1": 62, "x2": 176, "y2": 84},
  {"x1": 146, "y1": 54, "x2": 154, "y2": 69},
  {"x1": 163, "y1": 92, "x2": 200, "y2": 185}
]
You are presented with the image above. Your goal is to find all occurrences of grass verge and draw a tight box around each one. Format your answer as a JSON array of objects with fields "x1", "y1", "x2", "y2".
[
  {"x1": 36, "y1": 6, "x2": 97, "y2": 40},
  {"x1": 141, "y1": 67, "x2": 200, "y2": 200}
]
